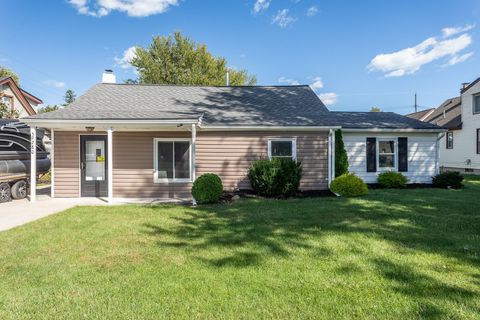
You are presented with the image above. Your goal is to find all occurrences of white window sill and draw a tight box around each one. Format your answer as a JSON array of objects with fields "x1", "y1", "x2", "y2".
[{"x1": 154, "y1": 179, "x2": 192, "y2": 184}]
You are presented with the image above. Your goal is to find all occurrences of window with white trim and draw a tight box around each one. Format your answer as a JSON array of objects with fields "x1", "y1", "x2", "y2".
[
  {"x1": 378, "y1": 140, "x2": 396, "y2": 169},
  {"x1": 474, "y1": 95, "x2": 480, "y2": 114},
  {"x1": 446, "y1": 131, "x2": 453, "y2": 149},
  {"x1": 268, "y1": 139, "x2": 296, "y2": 160},
  {"x1": 154, "y1": 139, "x2": 191, "y2": 183}
]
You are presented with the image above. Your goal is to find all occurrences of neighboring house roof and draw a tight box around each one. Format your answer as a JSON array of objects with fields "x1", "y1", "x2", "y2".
[
  {"x1": 331, "y1": 111, "x2": 443, "y2": 130},
  {"x1": 0, "y1": 77, "x2": 42, "y2": 116},
  {"x1": 405, "y1": 108, "x2": 435, "y2": 121},
  {"x1": 423, "y1": 96, "x2": 462, "y2": 130},
  {"x1": 25, "y1": 83, "x2": 332, "y2": 126},
  {"x1": 460, "y1": 77, "x2": 480, "y2": 94},
  {"x1": 20, "y1": 88, "x2": 43, "y2": 104}
]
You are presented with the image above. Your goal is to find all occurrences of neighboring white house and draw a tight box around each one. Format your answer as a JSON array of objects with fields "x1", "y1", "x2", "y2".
[
  {"x1": 407, "y1": 77, "x2": 480, "y2": 174},
  {"x1": 0, "y1": 77, "x2": 42, "y2": 117}
]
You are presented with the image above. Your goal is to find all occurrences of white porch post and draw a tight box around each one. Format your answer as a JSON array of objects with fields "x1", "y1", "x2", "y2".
[
  {"x1": 191, "y1": 123, "x2": 197, "y2": 206},
  {"x1": 107, "y1": 127, "x2": 113, "y2": 203},
  {"x1": 30, "y1": 126, "x2": 37, "y2": 202},
  {"x1": 331, "y1": 129, "x2": 336, "y2": 181}
]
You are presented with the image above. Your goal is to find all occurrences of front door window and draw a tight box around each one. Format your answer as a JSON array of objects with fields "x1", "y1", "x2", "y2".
[{"x1": 85, "y1": 140, "x2": 106, "y2": 181}]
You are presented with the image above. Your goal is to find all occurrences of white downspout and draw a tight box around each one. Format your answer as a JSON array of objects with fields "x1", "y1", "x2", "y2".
[
  {"x1": 327, "y1": 129, "x2": 332, "y2": 187},
  {"x1": 30, "y1": 126, "x2": 37, "y2": 202},
  {"x1": 435, "y1": 132, "x2": 445, "y2": 175},
  {"x1": 191, "y1": 123, "x2": 197, "y2": 206},
  {"x1": 332, "y1": 129, "x2": 336, "y2": 181},
  {"x1": 107, "y1": 127, "x2": 113, "y2": 203}
]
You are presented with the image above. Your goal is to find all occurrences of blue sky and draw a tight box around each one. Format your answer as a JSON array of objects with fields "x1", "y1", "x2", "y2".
[{"x1": 2, "y1": 0, "x2": 480, "y2": 114}]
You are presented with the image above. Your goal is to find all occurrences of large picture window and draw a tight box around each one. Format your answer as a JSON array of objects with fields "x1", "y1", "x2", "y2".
[
  {"x1": 154, "y1": 139, "x2": 191, "y2": 183},
  {"x1": 268, "y1": 138, "x2": 296, "y2": 160},
  {"x1": 378, "y1": 140, "x2": 396, "y2": 169},
  {"x1": 446, "y1": 131, "x2": 454, "y2": 149}
]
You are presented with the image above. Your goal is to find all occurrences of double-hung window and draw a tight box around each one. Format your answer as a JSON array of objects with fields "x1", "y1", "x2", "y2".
[
  {"x1": 378, "y1": 139, "x2": 396, "y2": 169},
  {"x1": 477, "y1": 129, "x2": 480, "y2": 154},
  {"x1": 154, "y1": 139, "x2": 191, "y2": 183},
  {"x1": 268, "y1": 138, "x2": 296, "y2": 161},
  {"x1": 446, "y1": 132, "x2": 454, "y2": 149},
  {"x1": 474, "y1": 95, "x2": 480, "y2": 114}
]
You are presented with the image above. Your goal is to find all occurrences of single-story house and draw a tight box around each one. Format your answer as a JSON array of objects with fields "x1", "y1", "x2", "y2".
[{"x1": 22, "y1": 71, "x2": 445, "y2": 202}]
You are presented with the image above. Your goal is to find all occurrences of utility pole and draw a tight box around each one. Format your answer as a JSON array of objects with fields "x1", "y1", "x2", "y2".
[{"x1": 414, "y1": 93, "x2": 418, "y2": 113}]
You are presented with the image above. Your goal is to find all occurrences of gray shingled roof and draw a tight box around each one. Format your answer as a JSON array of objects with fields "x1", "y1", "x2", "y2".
[
  {"x1": 26, "y1": 83, "x2": 331, "y2": 126},
  {"x1": 331, "y1": 112, "x2": 443, "y2": 130},
  {"x1": 423, "y1": 97, "x2": 462, "y2": 130},
  {"x1": 405, "y1": 108, "x2": 435, "y2": 121},
  {"x1": 24, "y1": 83, "x2": 444, "y2": 130}
]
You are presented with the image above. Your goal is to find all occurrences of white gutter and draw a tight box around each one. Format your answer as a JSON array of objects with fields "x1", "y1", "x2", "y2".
[
  {"x1": 21, "y1": 118, "x2": 199, "y2": 126},
  {"x1": 341, "y1": 128, "x2": 447, "y2": 133},
  {"x1": 200, "y1": 125, "x2": 341, "y2": 131}
]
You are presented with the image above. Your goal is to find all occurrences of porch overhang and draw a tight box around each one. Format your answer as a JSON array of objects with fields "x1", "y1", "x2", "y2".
[{"x1": 21, "y1": 118, "x2": 200, "y2": 131}]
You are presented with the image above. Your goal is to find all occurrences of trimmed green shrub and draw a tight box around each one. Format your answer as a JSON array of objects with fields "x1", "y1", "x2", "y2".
[
  {"x1": 248, "y1": 158, "x2": 302, "y2": 197},
  {"x1": 192, "y1": 173, "x2": 223, "y2": 204},
  {"x1": 335, "y1": 129, "x2": 349, "y2": 177},
  {"x1": 432, "y1": 171, "x2": 464, "y2": 189},
  {"x1": 330, "y1": 173, "x2": 368, "y2": 197},
  {"x1": 377, "y1": 171, "x2": 408, "y2": 188}
]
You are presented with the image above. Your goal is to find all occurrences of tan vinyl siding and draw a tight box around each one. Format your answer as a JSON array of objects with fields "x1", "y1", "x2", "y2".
[
  {"x1": 196, "y1": 131, "x2": 328, "y2": 191},
  {"x1": 53, "y1": 131, "x2": 80, "y2": 197},
  {"x1": 53, "y1": 130, "x2": 328, "y2": 198},
  {"x1": 113, "y1": 132, "x2": 191, "y2": 199}
]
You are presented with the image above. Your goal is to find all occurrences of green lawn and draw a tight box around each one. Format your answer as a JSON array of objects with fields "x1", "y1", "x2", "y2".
[{"x1": 1, "y1": 178, "x2": 480, "y2": 319}]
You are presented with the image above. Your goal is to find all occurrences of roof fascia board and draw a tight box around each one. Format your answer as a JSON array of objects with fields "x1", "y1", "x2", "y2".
[
  {"x1": 342, "y1": 128, "x2": 446, "y2": 133},
  {"x1": 200, "y1": 125, "x2": 340, "y2": 131}
]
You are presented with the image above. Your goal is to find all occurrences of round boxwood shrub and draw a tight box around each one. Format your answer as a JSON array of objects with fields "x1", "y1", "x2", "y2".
[
  {"x1": 432, "y1": 171, "x2": 464, "y2": 189},
  {"x1": 330, "y1": 173, "x2": 368, "y2": 197},
  {"x1": 192, "y1": 173, "x2": 223, "y2": 204},
  {"x1": 248, "y1": 158, "x2": 302, "y2": 197},
  {"x1": 377, "y1": 171, "x2": 408, "y2": 188}
]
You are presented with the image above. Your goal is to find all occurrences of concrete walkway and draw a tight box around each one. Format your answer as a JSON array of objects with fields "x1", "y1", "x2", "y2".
[{"x1": 0, "y1": 186, "x2": 188, "y2": 232}]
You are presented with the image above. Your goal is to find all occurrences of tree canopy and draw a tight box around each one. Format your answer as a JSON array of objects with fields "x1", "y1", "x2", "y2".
[
  {"x1": 130, "y1": 32, "x2": 256, "y2": 86},
  {"x1": 64, "y1": 89, "x2": 76, "y2": 105},
  {"x1": 0, "y1": 66, "x2": 20, "y2": 85}
]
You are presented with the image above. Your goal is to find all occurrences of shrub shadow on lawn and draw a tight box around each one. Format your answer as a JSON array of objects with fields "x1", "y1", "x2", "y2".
[{"x1": 141, "y1": 178, "x2": 480, "y2": 313}]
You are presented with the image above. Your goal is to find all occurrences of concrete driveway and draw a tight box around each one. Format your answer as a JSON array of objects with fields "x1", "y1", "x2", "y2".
[
  {"x1": 0, "y1": 186, "x2": 188, "y2": 232},
  {"x1": 0, "y1": 186, "x2": 107, "y2": 232}
]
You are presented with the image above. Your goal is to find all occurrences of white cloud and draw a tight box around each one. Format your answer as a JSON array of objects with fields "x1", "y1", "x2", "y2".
[
  {"x1": 442, "y1": 24, "x2": 475, "y2": 38},
  {"x1": 444, "y1": 51, "x2": 474, "y2": 66},
  {"x1": 368, "y1": 26, "x2": 474, "y2": 77},
  {"x1": 253, "y1": 0, "x2": 271, "y2": 14},
  {"x1": 306, "y1": 6, "x2": 318, "y2": 17},
  {"x1": 309, "y1": 76, "x2": 323, "y2": 90},
  {"x1": 43, "y1": 80, "x2": 66, "y2": 88},
  {"x1": 68, "y1": 0, "x2": 178, "y2": 17},
  {"x1": 272, "y1": 9, "x2": 296, "y2": 28},
  {"x1": 318, "y1": 92, "x2": 337, "y2": 106},
  {"x1": 278, "y1": 76, "x2": 300, "y2": 85},
  {"x1": 114, "y1": 46, "x2": 138, "y2": 69}
]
